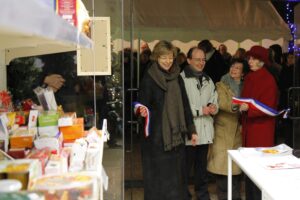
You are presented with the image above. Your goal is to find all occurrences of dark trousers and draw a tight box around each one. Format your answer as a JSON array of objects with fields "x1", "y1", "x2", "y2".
[
  {"x1": 215, "y1": 174, "x2": 241, "y2": 200},
  {"x1": 283, "y1": 119, "x2": 293, "y2": 147},
  {"x1": 245, "y1": 176, "x2": 261, "y2": 200},
  {"x1": 185, "y1": 144, "x2": 210, "y2": 200}
]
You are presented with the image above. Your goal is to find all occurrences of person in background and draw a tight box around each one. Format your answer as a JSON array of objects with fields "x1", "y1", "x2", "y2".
[
  {"x1": 139, "y1": 48, "x2": 152, "y2": 82},
  {"x1": 218, "y1": 44, "x2": 232, "y2": 66},
  {"x1": 35, "y1": 52, "x2": 84, "y2": 114},
  {"x1": 176, "y1": 52, "x2": 187, "y2": 66},
  {"x1": 232, "y1": 48, "x2": 246, "y2": 60},
  {"x1": 239, "y1": 45, "x2": 278, "y2": 200},
  {"x1": 268, "y1": 44, "x2": 283, "y2": 85},
  {"x1": 198, "y1": 40, "x2": 228, "y2": 83},
  {"x1": 136, "y1": 40, "x2": 197, "y2": 200},
  {"x1": 181, "y1": 46, "x2": 218, "y2": 200},
  {"x1": 278, "y1": 52, "x2": 295, "y2": 147},
  {"x1": 269, "y1": 44, "x2": 283, "y2": 71},
  {"x1": 207, "y1": 59, "x2": 246, "y2": 200}
]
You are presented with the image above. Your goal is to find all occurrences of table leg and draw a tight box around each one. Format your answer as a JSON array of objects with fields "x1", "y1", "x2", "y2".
[{"x1": 228, "y1": 153, "x2": 232, "y2": 200}]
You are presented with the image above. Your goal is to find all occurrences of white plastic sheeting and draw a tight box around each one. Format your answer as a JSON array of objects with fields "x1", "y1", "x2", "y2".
[
  {"x1": 0, "y1": 0, "x2": 93, "y2": 90},
  {"x1": 0, "y1": 0, "x2": 92, "y2": 50}
]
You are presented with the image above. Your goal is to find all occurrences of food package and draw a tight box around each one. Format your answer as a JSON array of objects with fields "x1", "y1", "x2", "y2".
[
  {"x1": 29, "y1": 173, "x2": 97, "y2": 200},
  {"x1": 27, "y1": 148, "x2": 52, "y2": 175},
  {"x1": 34, "y1": 87, "x2": 57, "y2": 111},
  {"x1": 59, "y1": 118, "x2": 84, "y2": 142},
  {"x1": 45, "y1": 151, "x2": 69, "y2": 175},
  {"x1": 0, "y1": 114, "x2": 9, "y2": 152},
  {"x1": 44, "y1": 158, "x2": 61, "y2": 175},
  {"x1": 60, "y1": 148, "x2": 70, "y2": 173},
  {"x1": 8, "y1": 148, "x2": 31, "y2": 159},
  {"x1": 10, "y1": 127, "x2": 36, "y2": 149},
  {"x1": 38, "y1": 111, "x2": 59, "y2": 127},
  {"x1": 0, "y1": 91, "x2": 13, "y2": 112},
  {"x1": 15, "y1": 111, "x2": 29, "y2": 125},
  {"x1": 28, "y1": 110, "x2": 39, "y2": 128},
  {"x1": 38, "y1": 126, "x2": 59, "y2": 137},
  {"x1": 34, "y1": 132, "x2": 63, "y2": 154},
  {"x1": 69, "y1": 138, "x2": 87, "y2": 172},
  {"x1": 58, "y1": 112, "x2": 76, "y2": 127},
  {"x1": 0, "y1": 159, "x2": 42, "y2": 190},
  {"x1": 85, "y1": 143, "x2": 101, "y2": 171},
  {"x1": 5, "y1": 112, "x2": 16, "y2": 130}
]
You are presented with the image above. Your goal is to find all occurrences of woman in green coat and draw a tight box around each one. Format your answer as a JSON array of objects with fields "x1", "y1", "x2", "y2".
[{"x1": 207, "y1": 59, "x2": 247, "y2": 200}]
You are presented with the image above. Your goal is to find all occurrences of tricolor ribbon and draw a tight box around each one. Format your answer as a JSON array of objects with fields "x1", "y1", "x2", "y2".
[
  {"x1": 133, "y1": 102, "x2": 150, "y2": 137},
  {"x1": 232, "y1": 97, "x2": 290, "y2": 118}
]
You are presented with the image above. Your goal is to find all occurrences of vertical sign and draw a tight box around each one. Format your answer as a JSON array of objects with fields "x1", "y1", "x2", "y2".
[{"x1": 56, "y1": 0, "x2": 77, "y2": 27}]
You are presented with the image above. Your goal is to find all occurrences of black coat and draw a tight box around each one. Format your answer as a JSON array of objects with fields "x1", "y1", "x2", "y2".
[
  {"x1": 204, "y1": 50, "x2": 228, "y2": 83},
  {"x1": 138, "y1": 66, "x2": 194, "y2": 200}
]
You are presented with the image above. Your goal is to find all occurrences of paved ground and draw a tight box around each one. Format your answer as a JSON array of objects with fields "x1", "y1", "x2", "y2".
[
  {"x1": 103, "y1": 142, "x2": 123, "y2": 200},
  {"x1": 125, "y1": 182, "x2": 246, "y2": 200}
]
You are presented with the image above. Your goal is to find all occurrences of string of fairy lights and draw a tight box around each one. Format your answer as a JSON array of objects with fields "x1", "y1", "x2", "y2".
[{"x1": 285, "y1": 2, "x2": 299, "y2": 53}]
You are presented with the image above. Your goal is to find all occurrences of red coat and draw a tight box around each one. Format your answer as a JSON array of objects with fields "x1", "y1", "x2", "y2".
[{"x1": 241, "y1": 67, "x2": 278, "y2": 147}]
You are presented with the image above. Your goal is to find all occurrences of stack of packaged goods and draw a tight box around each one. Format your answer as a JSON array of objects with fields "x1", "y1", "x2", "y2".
[{"x1": 0, "y1": 94, "x2": 105, "y2": 199}]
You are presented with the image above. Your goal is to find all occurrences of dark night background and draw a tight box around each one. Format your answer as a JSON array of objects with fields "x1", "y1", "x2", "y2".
[{"x1": 272, "y1": 1, "x2": 299, "y2": 23}]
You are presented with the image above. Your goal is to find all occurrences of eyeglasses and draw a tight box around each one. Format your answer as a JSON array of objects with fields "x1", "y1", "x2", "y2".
[{"x1": 191, "y1": 58, "x2": 206, "y2": 62}]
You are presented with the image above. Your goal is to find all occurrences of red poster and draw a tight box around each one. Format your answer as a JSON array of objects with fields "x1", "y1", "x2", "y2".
[{"x1": 56, "y1": 0, "x2": 77, "y2": 27}]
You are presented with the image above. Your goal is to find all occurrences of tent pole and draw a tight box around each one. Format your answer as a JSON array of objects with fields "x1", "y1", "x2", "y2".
[{"x1": 0, "y1": 50, "x2": 6, "y2": 90}]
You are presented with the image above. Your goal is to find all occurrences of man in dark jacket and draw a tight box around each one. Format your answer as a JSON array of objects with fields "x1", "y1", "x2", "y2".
[{"x1": 198, "y1": 40, "x2": 228, "y2": 83}]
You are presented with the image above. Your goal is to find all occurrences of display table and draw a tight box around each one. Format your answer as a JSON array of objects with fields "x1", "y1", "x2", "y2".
[{"x1": 227, "y1": 149, "x2": 300, "y2": 200}]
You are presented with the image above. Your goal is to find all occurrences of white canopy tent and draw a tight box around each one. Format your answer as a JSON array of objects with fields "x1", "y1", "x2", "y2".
[
  {"x1": 128, "y1": 0, "x2": 290, "y2": 42},
  {"x1": 83, "y1": 0, "x2": 290, "y2": 53}
]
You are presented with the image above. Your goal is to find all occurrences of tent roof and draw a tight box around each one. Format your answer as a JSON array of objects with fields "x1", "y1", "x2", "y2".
[
  {"x1": 82, "y1": 0, "x2": 290, "y2": 42},
  {"x1": 126, "y1": 0, "x2": 290, "y2": 42}
]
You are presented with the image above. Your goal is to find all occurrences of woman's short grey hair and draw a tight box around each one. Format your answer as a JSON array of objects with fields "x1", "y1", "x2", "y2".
[{"x1": 150, "y1": 40, "x2": 177, "y2": 61}]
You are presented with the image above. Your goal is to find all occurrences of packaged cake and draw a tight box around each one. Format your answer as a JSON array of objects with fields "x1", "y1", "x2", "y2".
[{"x1": 29, "y1": 173, "x2": 97, "y2": 200}]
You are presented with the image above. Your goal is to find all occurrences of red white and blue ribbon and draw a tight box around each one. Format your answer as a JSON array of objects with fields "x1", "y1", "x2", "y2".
[
  {"x1": 232, "y1": 97, "x2": 290, "y2": 118},
  {"x1": 133, "y1": 102, "x2": 150, "y2": 137}
]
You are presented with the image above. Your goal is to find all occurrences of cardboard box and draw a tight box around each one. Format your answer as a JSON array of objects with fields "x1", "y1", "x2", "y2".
[
  {"x1": 38, "y1": 126, "x2": 59, "y2": 137},
  {"x1": 38, "y1": 111, "x2": 59, "y2": 127},
  {"x1": 8, "y1": 148, "x2": 30, "y2": 159},
  {"x1": 58, "y1": 112, "x2": 76, "y2": 127},
  {"x1": 34, "y1": 132, "x2": 63, "y2": 154},
  {"x1": 59, "y1": 118, "x2": 84, "y2": 142},
  {"x1": 10, "y1": 128, "x2": 36, "y2": 149}
]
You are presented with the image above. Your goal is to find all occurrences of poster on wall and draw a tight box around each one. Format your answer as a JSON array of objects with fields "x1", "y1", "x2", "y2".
[{"x1": 56, "y1": 0, "x2": 77, "y2": 27}]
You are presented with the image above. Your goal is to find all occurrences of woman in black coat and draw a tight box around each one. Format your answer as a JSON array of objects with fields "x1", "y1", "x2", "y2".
[{"x1": 136, "y1": 40, "x2": 197, "y2": 200}]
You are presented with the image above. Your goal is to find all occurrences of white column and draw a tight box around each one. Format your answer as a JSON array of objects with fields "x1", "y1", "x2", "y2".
[{"x1": 0, "y1": 50, "x2": 7, "y2": 91}]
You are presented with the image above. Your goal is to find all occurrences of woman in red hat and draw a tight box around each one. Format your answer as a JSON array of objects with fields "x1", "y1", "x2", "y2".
[{"x1": 239, "y1": 45, "x2": 278, "y2": 200}]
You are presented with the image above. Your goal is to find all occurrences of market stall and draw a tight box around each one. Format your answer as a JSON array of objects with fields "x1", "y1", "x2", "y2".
[{"x1": 0, "y1": 0, "x2": 108, "y2": 199}]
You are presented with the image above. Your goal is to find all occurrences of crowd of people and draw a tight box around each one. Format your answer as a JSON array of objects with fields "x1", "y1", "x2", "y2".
[{"x1": 134, "y1": 40, "x2": 295, "y2": 200}]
